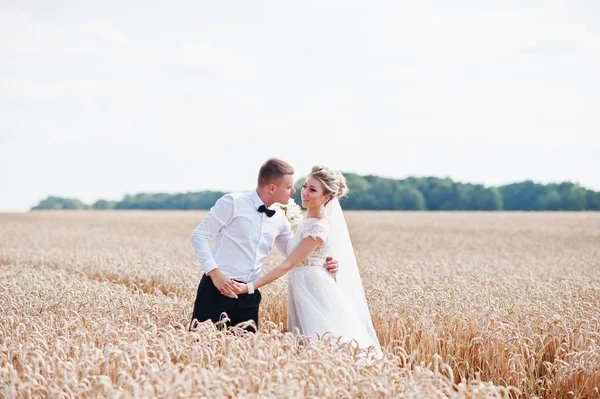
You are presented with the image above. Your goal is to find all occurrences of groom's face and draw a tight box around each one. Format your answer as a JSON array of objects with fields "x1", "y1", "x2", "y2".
[{"x1": 272, "y1": 174, "x2": 296, "y2": 205}]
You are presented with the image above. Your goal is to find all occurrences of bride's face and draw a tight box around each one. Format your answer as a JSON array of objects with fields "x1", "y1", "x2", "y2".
[{"x1": 301, "y1": 176, "x2": 330, "y2": 209}]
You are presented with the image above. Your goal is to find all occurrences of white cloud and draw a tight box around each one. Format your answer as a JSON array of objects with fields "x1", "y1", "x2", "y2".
[
  {"x1": 0, "y1": 7, "x2": 255, "y2": 108},
  {"x1": 0, "y1": 1, "x2": 599, "y2": 211}
]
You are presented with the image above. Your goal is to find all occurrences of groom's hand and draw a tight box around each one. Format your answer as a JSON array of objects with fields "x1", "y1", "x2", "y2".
[
  {"x1": 208, "y1": 269, "x2": 239, "y2": 299},
  {"x1": 324, "y1": 256, "x2": 339, "y2": 277},
  {"x1": 231, "y1": 281, "x2": 248, "y2": 294}
]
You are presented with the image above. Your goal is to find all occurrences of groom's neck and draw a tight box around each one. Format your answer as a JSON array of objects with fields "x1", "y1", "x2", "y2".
[{"x1": 255, "y1": 188, "x2": 274, "y2": 207}]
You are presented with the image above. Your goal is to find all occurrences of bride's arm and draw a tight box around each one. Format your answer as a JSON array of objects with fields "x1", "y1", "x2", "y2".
[{"x1": 236, "y1": 236, "x2": 323, "y2": 293}]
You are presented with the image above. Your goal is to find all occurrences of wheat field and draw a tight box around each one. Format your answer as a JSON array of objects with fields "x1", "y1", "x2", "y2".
[{"x1": 0, "y1": 211, "x2": 599, "y2": 398}]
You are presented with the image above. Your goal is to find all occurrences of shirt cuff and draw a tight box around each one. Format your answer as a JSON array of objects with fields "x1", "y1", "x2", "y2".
[{"x1": 202, "y1": 259, "x2": 218, "y2": 275}]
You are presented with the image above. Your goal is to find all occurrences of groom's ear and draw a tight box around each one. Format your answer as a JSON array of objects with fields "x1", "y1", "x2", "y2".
[{"x1": 267, "y1": 183, "x2": 276, "y2": 194}]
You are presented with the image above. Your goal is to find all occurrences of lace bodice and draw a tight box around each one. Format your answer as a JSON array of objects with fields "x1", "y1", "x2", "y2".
[{"x1": 287, "y1": 218, "x2": 331, "y2": 268}]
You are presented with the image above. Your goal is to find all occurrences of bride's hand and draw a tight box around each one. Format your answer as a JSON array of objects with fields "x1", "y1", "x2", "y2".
[{"x1": 231, "y1": 281, "x2": 248, "y2": 294}]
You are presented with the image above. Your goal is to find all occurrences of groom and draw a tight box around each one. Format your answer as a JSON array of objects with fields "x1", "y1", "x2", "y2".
[{"x1": 190, "y1": 158, "x2": 339, "y2": 332}]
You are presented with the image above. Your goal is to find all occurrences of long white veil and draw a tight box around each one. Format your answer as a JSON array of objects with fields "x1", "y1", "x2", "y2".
[{"x1": 324, "y1": 198, "x2": 382, "y2": 355}]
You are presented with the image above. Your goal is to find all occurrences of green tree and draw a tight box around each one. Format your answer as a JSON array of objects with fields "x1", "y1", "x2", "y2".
[
  {"x1": 556, "y1": 183, "x2": 586, "y2": 211},
  {"x1": 29, "y1": 176, "x2": 600, "y2": 211},
  {"x1": 585, "y1": 190, "x2": 600, "y2": 210},
  {"x1": 92, "y1": 200, "x2": 116, "y2": 210},
  {"x1": 31, "y1": 196, "x2": 90, "y2": 210}
]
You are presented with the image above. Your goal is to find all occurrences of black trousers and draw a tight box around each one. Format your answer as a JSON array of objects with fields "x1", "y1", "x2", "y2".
[{"x1": 190, "y1": 274, "x2": 262, "y2": 332}]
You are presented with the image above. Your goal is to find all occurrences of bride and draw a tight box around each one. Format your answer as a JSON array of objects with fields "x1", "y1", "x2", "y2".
[{"x1": 233, "y1": 166, "x2": 382, "y2": 357}]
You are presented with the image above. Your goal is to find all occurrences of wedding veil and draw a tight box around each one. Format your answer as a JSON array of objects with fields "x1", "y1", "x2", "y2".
[{"x1": 324, "y1": 198, "x2": 382, "y2": 355}]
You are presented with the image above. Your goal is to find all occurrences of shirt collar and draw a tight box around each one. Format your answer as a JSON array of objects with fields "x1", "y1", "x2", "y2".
[
  {"x1": 250, "y1": 190, "x2": 268, "y2": 209},
  {"x1": 251, "y1": 190, "x2": 280, "y2": 212}
]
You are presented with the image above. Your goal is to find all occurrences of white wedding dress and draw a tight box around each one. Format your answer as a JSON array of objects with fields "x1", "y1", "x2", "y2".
[{"x1": 286, "y1": 215, "x2": 382, "y2": 357}]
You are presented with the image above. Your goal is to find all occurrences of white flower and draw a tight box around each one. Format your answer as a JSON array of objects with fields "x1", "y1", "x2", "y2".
[{"x1": 276, "y1": 198, "x2": 304, "y2": 226}]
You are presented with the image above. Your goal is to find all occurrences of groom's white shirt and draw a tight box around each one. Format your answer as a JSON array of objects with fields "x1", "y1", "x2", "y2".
[{"x1": 191, "y1": 190, "x2": 294, "y2": 283}]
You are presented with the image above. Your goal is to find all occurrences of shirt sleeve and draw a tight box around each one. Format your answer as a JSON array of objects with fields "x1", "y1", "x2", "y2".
[
  {"x1": 190, "y1": 194, "x2": 235, "y2": 275},
  {"x1": 275, "y1": 219, "x2": 294, "y2": 256}
]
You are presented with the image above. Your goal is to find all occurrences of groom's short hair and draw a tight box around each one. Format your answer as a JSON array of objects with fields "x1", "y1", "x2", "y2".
[{"x1": 258, "y1": 158, "x2": 295, "y2": 186}]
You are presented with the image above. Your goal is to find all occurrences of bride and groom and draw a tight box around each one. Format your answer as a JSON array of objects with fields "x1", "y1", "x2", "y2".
[{"x1": 190, "y1": 158, "x2": 382, "y2": 356}]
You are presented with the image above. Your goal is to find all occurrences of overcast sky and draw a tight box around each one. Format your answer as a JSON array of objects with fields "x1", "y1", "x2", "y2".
[{"x1": 1, "y1": 0, "x2": 599, "y2": 211}]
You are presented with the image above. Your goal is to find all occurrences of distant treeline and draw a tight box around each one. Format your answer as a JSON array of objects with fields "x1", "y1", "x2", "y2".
[{"x1": 31, "y1": 174, "x2": 600, "y2": 211}]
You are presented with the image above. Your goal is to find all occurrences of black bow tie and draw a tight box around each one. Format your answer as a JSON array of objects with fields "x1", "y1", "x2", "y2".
[{"x1": 257, "y1": 204, "x2": 276, "y2": 218}]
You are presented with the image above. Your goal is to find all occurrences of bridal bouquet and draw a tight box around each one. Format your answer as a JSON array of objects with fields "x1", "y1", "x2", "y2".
[{"x1": 277, "y1": 198, "x2": 304, "y2": 226}]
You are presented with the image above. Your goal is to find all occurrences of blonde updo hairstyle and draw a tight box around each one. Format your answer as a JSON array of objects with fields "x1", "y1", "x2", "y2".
[{"x1": 309, "y1": 166, "x2": 349, "y2": 203}]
